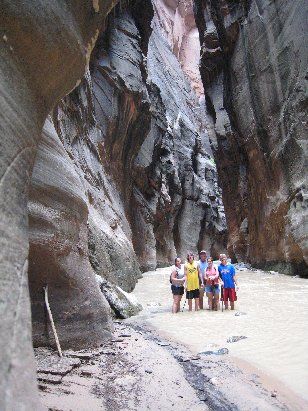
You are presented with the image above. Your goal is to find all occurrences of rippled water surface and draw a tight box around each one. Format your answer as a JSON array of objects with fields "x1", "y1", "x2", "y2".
[{"x1": 131, "y1": 267, "x2": 308, "y2": 401}]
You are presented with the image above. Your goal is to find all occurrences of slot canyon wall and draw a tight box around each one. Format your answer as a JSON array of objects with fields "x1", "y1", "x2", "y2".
[
  {"x1": 194, "y1": 0, "x2": 308, "y2": 276},
  {"x1": 0, "y1": 1, "x2": 118, "y2": 409},
  {"x1": 28, "y1": 0, "x2": 227, "y2": 349}
]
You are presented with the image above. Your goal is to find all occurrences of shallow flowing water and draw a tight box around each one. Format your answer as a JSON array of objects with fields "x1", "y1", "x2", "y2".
[{"x1": 131, "y1": 267, "x2": 308, "y2": 402}]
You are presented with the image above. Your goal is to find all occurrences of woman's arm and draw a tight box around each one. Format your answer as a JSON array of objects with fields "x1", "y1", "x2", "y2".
[
  {"x1": 198, "y1": 265, "x2": 204, "y2": 287},
  {"x1": 171, "y1": 269, "x2": 184, "y2": 285},
  {"x1": 183, "y1": 275, "x2": 187, "y2": 289},
  {"x1": 184, "y1": 265, "x2": 188, "y2": 289}
]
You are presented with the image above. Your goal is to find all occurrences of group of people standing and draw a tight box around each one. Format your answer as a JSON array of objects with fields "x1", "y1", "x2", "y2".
[{"x1": 170, "y1": 251, "x2": 239, "y2": 313}]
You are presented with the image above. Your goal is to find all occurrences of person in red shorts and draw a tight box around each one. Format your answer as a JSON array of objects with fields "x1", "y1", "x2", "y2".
[{"x1": 218, "y1": 256, "x2": 239, "y2": 310}]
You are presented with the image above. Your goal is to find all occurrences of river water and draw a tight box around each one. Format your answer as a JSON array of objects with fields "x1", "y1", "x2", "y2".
[{"x1": 131, "y1": 266, "x2": 308, "y2": 403}]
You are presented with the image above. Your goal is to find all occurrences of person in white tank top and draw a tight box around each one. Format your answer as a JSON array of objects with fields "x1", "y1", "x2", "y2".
[{"x1": 170, "y1": 257, "x2": 185, "y2": 313}]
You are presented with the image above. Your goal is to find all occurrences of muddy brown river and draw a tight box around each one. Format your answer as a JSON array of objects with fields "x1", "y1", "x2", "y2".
[{"x1": 131, "y1": 267, "x2": 308, "y2": 403}]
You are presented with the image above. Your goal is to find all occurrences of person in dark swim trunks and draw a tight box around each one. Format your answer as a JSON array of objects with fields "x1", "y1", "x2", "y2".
[{"x1": 170, "y1": 257, "x2": 185, "y2": 313}]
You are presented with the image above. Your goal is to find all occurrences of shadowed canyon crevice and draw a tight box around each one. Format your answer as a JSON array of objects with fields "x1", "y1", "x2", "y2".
[{"x1": 0, "y1": 0, "x2": 307, "y2": 409}]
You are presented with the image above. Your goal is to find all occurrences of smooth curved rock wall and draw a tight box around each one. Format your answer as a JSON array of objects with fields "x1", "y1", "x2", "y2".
[
  {"x1": 29, "y1": 119, "x2": 113, "y2": 349},
  {"x1": 0, "y1": 1, "x2": 117, "y2": 409}
]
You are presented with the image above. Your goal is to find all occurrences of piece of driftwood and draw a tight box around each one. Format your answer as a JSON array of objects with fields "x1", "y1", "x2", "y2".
[{"x1": 44, "y1": 285, "x2": 62, "y2": 357}]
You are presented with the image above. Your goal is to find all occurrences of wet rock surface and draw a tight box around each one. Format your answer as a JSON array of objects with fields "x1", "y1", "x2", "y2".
[
  {"x1": 96, "y1": 275, "x2": 142, "y2": 319},
  {"x1": 29, "y1": 119, "x2": 113, "y2": 349},
  {"x1": 235, "y1": 311, "x2": 247, "y2": 317},
  {"x1": 36, "y1": 323, "x2": 207, "y2": 411},
  {"x1": 91, "y1": 0, "x2": 227, "y2": 270},
  {"x1": 36, "y1": 348, "x2": 81, "y2": 375}
]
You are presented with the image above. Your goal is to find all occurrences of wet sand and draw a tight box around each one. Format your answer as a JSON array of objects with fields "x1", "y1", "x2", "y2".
[{"x1": 130, "y1": 266, "x2": 308, "y2": 408}]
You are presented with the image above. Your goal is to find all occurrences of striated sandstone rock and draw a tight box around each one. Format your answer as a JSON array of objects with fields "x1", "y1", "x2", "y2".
[
  {"x1": 28, "y1": 119, "x2": 113, "y2": 349},
  {"x1": 0, "y1": 1, "x2": 117, "y2": 409},
  {"x1": 53, "y1": 71, "x2": 142, "y2": 293},
  {"x1": 194, "y1": 0, "x2": 308, "y2": 276},
  {"x1": 139, "y1": 0, "x2": 227, "y2": 265},
  {"x1": 92, "y1": 1, "x2": 226, "y2": 269},
  {"x1": 28, "y1": 0, "x2": 227, "y2": 342}
]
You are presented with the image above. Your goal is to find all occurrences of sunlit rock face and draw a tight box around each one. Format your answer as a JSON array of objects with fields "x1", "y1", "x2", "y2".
[
  {"x1": 154, "y1": 0, "x2": 203, "y2": 97},
  {"x1": 194, "y1": 0, "x2": 308, "y2": 276}
]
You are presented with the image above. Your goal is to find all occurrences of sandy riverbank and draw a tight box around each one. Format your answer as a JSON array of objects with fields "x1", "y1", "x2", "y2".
[{"x1": 37, "y1": 320, "x2": 304, "y2": 411}]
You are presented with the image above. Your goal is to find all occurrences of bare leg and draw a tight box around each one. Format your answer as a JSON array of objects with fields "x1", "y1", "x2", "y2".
[
  {"x1": 214, "y1": 294, "x2": 219, "y2": 310},
  {"x1": 199, "y1": 289, "x2": 204, "y2": 309},
  {"x1": 194, "y1": 298, "x2": 199, "y2": 311},
  {"x1": 172, "y1": 295, "x2": 178, "y2": 313},
  {"x1": 177, "y1": 295, "x2": 182, "y2": 312},
  {"x1": 230, "y1": 301, "x2": 235, "y2": 310},
  {"x1": 207, "y1": 292, "x2": 213, "y2": 310},
  {"x1": 188, "y1": 299, "x2": 193, "y2": 311}
]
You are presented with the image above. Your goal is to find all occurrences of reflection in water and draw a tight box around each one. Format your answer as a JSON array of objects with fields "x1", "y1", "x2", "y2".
[{"x1": 131, "y1": 267, "x2": 308, "y2": 401}]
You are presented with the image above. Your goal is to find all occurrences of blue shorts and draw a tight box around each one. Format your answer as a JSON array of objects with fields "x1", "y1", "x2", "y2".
[{"x1": 205, "y1": 285, "x2": 220, "y2": 294}]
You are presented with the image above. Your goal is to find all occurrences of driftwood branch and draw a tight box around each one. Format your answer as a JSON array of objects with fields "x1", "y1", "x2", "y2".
[{"x1": 44, "y1": 285, "x2": 62, "y2": 357}]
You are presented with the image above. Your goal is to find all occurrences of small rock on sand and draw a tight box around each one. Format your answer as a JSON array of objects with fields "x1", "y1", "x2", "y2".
[
  {"x1": 227, "y1": 336, "x2": 247, "y2": 343},
  {"x1": 37, "y1": 373, "x2": 63, "y2": 384},
  {"x1": 199, "y1": 348, "x2": 229, "y2": 356},
  {"x1": 217, "y1": 348, "x2": 229, "y2": 355}
]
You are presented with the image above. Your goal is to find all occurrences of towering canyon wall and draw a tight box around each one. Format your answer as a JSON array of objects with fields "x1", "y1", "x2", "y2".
[
  {"x1": 28, "y1": 0, "x2": 227, "y2": 353},
  {"x1": 0, "y1": 1, "x2": 117, "y2": 409},
  {"x1": 194, "y1": 0, "x2": 308, "y2": 276}
]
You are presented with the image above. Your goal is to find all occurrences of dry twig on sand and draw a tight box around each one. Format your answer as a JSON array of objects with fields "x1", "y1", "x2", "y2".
[{"x1": 44, "y1": 285, "x2": 62, "y2": 357}]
